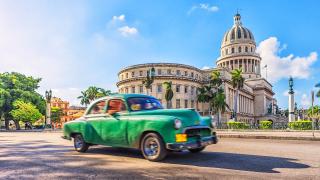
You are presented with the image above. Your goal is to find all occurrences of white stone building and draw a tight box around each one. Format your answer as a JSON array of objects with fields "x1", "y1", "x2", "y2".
[{"x1": 116, "y1": 13, "x2": 287, "y2": 127}]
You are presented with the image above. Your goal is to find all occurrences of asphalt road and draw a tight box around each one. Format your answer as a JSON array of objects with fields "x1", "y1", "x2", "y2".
[{"x1": 0, "y1": 132, "x2": 319, "y2": 180}]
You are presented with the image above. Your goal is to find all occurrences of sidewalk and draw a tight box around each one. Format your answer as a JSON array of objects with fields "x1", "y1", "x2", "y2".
[{"x1": 217, "y1": 130, "x2": 320, "y2": 141}]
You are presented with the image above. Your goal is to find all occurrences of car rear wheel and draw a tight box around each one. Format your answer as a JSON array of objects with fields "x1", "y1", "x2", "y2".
[
  {"x1": 141, "y1": 133, "x2": 167, "y2": 161},
  {"x1": 74, "y1": 134, "x2": 89, "y2": 152},
  {"x1": 188, "y1": 146, "x2": 205, "y2": 153}
]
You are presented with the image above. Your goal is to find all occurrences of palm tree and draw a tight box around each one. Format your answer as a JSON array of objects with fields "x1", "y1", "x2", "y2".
[
  {"x1": 210, "y1": 70, "x2": 222, "y2": 88},
  {"x1": 142, "y1": 68, "x2": 155, "y2": 95},
  {"x1": 163, "y1": 81, "x2": 174, "y2": 109},
  {"x1": 230, "y1": 68, "x2": 245, "y2": 121},
  {"x1": 78, "y1": 86, "x2": 111, "y2": 106},
  {"x1": 307, "y1": 105, "x2": 320, "y2": 118},
  {"x1": 197, "y1": 86, "x2": 210, "y2": 115},
  {"x1": 316, "y1": 82, "x2": 320, "y2": 100},
  {"x1": 212, "y1": 88, "x2": 229, "y2": 128},
  {"x1": 78, "y1": 91, "x2": 89, "y2": 107}
]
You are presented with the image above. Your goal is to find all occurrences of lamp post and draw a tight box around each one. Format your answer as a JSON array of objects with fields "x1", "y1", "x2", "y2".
[
  {"x1": 142, "y1": 67, "x2": 155, "y2": 95},
  {"x1": 288, "y1": 77, "x2": 295, "y2": 122},
  {"x1": 45, "y1": 90, "x2": 52, "y2": 128}
]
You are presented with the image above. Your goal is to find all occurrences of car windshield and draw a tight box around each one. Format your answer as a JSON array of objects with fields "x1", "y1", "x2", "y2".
[{"x1": 127, "y1": 97, "x2": 163, "y2": 111}]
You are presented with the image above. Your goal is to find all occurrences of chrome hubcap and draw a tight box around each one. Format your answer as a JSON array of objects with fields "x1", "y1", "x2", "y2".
[
  {"x1": 144, "y1": 138, "x2": 159, "y2": 156},
  {"x1": 75, "y1": 137, "x2": 83, "y2": 149}
]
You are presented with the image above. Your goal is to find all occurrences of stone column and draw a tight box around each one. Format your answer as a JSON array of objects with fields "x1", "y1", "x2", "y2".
[{"x1": 288, "y1": 91, "x2": 295, "y2": 122}]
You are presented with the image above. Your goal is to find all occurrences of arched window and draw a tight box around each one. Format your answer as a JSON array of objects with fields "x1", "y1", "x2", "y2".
[
  {"x1": 237, "y1": 28, "x2": 241, "y2": 38},
  {"x1": 226, "y1": 49, "x2": 228, "y2": 55},
  {"x1": 231, "y1": 29, "x2": 235, "y2": 40},
  {"x1": 251, "y1": 47, "x2": 253, "y2": 52},
  {"x1": 231, "y1": 48, "x2": 234, "y2": 53},
  {"x1": 245, "y1": 47, "x2": 248, "y2": 52},
  {"x1": 243, "y1": 29, "x2": 247, "y2": 38},
  {"x1": 238, "y1": 47, "x2": 242, "y2": 53}
]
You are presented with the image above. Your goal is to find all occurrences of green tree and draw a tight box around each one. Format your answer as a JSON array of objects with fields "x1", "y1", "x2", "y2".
[
  {"x1": 51, "y1": 107, "x2": 63, "y2": 124},
  {"x1": 78, "y1": 86, "x2": 111, "y2": 106},
  {"x1": 307, "y1": 105, "x2": 320, "y2": 118},
  {"x1": 230, "y1": 69, "x2": 245, "y2": 121},
  {"x1": 212, "y1": 88, "x2": 229, "y2": 128},
  {"x1": 196, "y1": 70, "x2": 228, "y2": 128},
  {"x1": 142, "y1": 67, "x2": 155, "y2": 95},
  {"x1": 316, "y1": 82, "x2": 320, "y2": 101},
  {"x1": 78, "y1": 91, "x2": 90, "y2": 107},
  {"x1": 197, "y1": 86, "x2": 210, "y2": 115},
  {"x1": 0, "y1": 72, "x2": 46, "y2": 130},
  {"x1": 10, "y1": 100, "x2": 42, "y2": 129},
  {"x1": 163, "y1": 81, "x2": 174, "y2": 109}
]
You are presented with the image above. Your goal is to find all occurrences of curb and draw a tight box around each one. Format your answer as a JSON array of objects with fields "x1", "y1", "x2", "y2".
[{"x1": 218, "y1": 134, "x2": 320, "y2": 141}]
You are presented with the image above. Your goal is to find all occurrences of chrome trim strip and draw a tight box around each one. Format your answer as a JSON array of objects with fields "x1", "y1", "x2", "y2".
[{"x1": 183, "y1": 126, "x2": 210, "y2": 133}]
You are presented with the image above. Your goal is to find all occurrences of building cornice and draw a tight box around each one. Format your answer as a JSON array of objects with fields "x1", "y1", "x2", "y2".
[
  {"x1": 118, "y1": 63, "x2": 204, "y2": 75},
  {"x1": 117, "y1": 75, "x2": 205, "y2": 87},
  {"x1": 217, "y1": 53, "x2": 261, "y2": 63}
]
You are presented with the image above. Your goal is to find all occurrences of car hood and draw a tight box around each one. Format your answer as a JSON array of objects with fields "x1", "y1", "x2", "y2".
[{"x1": 129, "y1": 108, "x2": 208, "y2": 127}]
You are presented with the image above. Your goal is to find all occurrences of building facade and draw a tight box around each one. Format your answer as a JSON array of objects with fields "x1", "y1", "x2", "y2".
[
  {"x1": 50, "y1": 97, "x2": 85, "y2": 128},
  {"x1": 116, "y1": 13, "x2": 287, "y2": 127}
]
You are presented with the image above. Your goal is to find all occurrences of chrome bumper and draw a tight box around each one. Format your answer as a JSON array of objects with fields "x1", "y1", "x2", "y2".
[{"x1": 166, "y1": 135, "x2": 218, "y2": 151}]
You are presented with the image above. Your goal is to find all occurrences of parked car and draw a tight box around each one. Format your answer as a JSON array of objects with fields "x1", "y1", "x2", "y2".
[{"x1": 62, "y1": 94, "x2": 217, "y2": 161}]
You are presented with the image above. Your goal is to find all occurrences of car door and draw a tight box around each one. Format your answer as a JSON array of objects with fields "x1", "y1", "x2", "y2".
[
  {"x1": 84, "y1": 99, "x2": 107, "y2": 144},
  {"x1": 100, "y1": 99, "x2": 128, "y2": 147}
]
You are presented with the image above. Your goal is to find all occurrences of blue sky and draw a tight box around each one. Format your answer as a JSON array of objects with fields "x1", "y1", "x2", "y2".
[{"x1": 0, "y1": 0, "x2": 319, "y2": 108}]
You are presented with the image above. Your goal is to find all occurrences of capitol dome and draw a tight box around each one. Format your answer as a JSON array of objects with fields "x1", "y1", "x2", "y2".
[
  {"x1": 222, "y1": 13, "x2": 255, "y2": 47},
  {"x1": 217, "y1": 13, "x2": 261, "y2": 79}
]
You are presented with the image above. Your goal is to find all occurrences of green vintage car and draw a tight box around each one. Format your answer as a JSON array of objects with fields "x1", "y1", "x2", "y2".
[{"x1": 62, "y1": 94, "x2": 218, "y2": 161}]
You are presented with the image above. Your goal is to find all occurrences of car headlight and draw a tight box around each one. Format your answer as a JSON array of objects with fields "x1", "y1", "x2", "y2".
[{"x1": 174, "y1": 119, "x2": 182, "y2": 129}]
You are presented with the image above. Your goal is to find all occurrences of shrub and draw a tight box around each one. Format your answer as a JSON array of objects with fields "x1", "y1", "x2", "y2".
[
  {"x1": 227, "y1": 121, "x2": 249, "y2": 129},
  {"x1": 288, "y1": 120, "x2": 312, "y2": 130},
  {"x1": 259, "y1": 120, "x2": 273, "y2": 129}
]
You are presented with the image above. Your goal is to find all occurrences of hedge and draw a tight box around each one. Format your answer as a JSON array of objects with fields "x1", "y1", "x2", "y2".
[
  {"x1": 259, "y1": 120, "x2": 273, "y2": 129},
  {"x1": 227, "y1": 121, "x2": 249, "y2": 129},
  {"x1": 288, "y1": 120, "x2": 312, "y2": 130}
]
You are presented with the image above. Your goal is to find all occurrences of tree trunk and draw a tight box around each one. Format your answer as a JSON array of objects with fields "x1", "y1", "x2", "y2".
[
  {"x1": 233, "y1": 89, "x2": 239, "y2": 122},
  {"x1": 218, "y1": 109, "x2": 221, "y2": 129},
  {"x1": 5, "y1": 119, "x2": 9, "y2": 130},
  {"x1": 202, "y1": 102, "x2": 204, "y2": 116},
  {"x1": 14, "y1": 120, "x2": 20, "y2": 130}
]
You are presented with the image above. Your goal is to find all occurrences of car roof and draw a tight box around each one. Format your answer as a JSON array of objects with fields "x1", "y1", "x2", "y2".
[
  {"x1": 84, "y1": 93, "x2": 156, "y2": 114},
  {"x1": 92, "y1": 93, "x2": 155, "y2": 103}
]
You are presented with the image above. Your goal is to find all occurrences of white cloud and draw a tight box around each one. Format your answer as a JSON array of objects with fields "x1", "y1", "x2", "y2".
[
  {"x1": 118, "y1": 26, "x2": 138, "y2": 37},
  {"x1": 188, "y1": 4, "x2": 219, "y2": 14},
  {"x1": 112, "y1": 14, "x2": 125, "y2": 22},
  {"x1": 301, "y1": 93, "x2": 311, "y2": 108},
  {"x1": 202, "y1": 66, "x2": 211, "y2": 70},
  {"x1": 257, "y1": 37, "x2": 317, "y2": 83}
]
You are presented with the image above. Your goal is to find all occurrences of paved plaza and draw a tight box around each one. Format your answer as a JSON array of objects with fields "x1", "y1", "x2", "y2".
[{"x1": 0, "y1": 132, "x2": 319, "y2": 179}]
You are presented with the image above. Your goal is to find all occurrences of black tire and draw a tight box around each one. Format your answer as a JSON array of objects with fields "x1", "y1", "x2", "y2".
[
  {"x1": 189, "y1": 146, "x2": 206, "y2": 153},
  {"x1": 73, "y1": 134, "x2": 89, "y2": 152},
  {"x1": 141, "y1": 133, "x2": 167, "y2": 161}
]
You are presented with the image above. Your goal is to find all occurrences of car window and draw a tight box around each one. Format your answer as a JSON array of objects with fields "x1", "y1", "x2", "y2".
[
  {"x1": 87, "y1": 100, "x2": 107, "y2": 115},
  {"x1": 127, "y1": 97, "x2": 163, "y2": 111},
  {"x1": 107, "y1": 99, "x2": 127, "y2": 114}
]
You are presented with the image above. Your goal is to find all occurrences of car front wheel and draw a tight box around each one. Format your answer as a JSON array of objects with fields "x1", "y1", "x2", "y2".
[
  {"x1": 73, "y1": 134, "x2": 89, "y2": 152},
  {"x1": 141, "y1": 133, "x2": 167, "y2": 161},
  {"x1": 188, "y1": 146, "x2": 205, "y2": 153}
]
